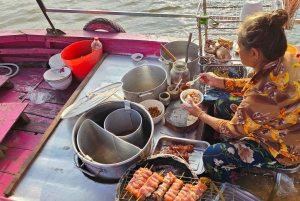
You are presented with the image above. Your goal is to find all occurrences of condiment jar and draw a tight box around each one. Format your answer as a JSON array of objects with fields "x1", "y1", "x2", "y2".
[
  {"x1": 170, "y1": 60, "x2": 190, "y2": 85},
  {"x1": 159, "y1": 92, "x2": 171, "y2": 106},
  {"x1": 167, "y1": 84, "x2": 180, "y2": 101}
]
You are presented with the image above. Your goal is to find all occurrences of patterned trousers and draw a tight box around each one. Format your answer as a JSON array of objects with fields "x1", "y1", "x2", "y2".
[{"x1": 204, "y1": 94, "x2": 283, "y2": 182}]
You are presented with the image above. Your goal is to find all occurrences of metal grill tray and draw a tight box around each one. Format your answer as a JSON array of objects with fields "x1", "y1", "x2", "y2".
[
  {"x1": 117, "y1": 172, "x2": 262, "y2": 201},
  {"x1": 151, "y1": 136, "x2": 210, "y2": 175}
]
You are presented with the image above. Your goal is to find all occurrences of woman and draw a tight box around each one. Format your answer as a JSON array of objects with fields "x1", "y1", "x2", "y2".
[{"x1": 182, "y1": 9, "x2": 300, "y2": 182}]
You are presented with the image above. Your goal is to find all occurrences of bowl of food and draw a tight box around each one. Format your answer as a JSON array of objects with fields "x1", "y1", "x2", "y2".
[
  {"x1": 139, "y1": 99, "x2": 164, "y2": 124},
  {"x1": 180, "y1": 89, "x2": 204, "y2": 107}
]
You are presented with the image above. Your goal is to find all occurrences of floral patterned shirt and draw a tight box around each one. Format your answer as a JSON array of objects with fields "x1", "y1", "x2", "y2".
[{"x1": 220, "y1": 52, "x2": 300, "y2": 166}]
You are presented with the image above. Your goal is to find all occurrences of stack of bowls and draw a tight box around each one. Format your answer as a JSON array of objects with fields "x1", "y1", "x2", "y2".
[
  {"x1": 49, "y1": 53, "x2": 66, "y2": 69},
  {"x1": 43, "y1": 67, "x2": 72, "y2": 90}
]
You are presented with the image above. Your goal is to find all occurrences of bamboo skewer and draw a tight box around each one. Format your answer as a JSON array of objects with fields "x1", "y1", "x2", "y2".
[{"x1": 123, "y1": 164, "x2": 153, "y2": 200}]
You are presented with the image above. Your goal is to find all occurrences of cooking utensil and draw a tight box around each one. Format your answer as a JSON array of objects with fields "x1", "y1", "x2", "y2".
[
  {"x1": 151, "y1": 136, "x2": 210, "y2": 174},
  {"x1": 72, "y1": 100, "x2": 154, "y2": 180},
  {"x1": 115, "y1": 154, "x2": 198, "y2": 201},
  {"x1": 185, "y1": 33, "x2": 192, "y2": 63},
  {"x1": 160, "y1": 43, "x2": 177, "y2": 62},
  {"x1": 121, "y1": 63, "x2": 167, "y2": 103},
  {"x1": 61, "y1": 82, "x2": 123, "y2": 119},
  {"x1": 77, "y1": 119, "x2": 141, "y2": 164},
  {"x1": 159, "y1": 41, "x2": 200, "y2": 83},
  {"x1": 186, "y1": 75, "x2": 199, "y2": 87},
  {"x1": 104, "y1": 108, "x2": 145, "y2": 148}
]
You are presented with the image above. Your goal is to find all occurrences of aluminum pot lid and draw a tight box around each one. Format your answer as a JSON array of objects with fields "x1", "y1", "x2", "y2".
[{"x1": 61, "y1": 82, "x2": 123, "y2": 119}]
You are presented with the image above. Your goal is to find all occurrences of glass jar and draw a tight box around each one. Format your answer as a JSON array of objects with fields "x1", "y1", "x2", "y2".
[{"x1": 170, "y1": 60, "x2": 190, "y2": 85}]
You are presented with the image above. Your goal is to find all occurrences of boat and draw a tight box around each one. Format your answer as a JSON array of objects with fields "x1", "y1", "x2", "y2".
[{"x1": 0, "y1": 0, "x2": 300, "y2": 200}]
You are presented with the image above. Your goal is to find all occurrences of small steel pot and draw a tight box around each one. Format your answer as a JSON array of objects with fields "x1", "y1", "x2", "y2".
[
  {"x1": 159, "y1": 41, "x2": 200, "y2": 85},
  {"x1": 121, "y1": 63, "x2": 167, "y2": 103}
]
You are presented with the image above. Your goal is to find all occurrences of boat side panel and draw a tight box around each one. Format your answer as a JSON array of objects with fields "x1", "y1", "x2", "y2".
[{"x1": 0, "y1": 30, "x2": 172, "y2": 63}]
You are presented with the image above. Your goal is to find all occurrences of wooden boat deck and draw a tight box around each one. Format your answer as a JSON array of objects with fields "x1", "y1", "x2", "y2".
[{"x1": 0, "y1": 64, "x2": 80, "y2": 197}]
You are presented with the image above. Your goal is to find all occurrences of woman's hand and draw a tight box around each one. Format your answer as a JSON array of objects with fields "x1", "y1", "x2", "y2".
[
  {"x1": 181, "y1": 98, "x2": 203, "y2": 117},
  {"x1": 199, "y1": 72, "x2": 220, "y2": 88}
]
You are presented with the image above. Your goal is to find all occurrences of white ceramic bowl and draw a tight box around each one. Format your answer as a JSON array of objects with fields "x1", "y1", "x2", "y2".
[
  {"x1": 180, "y1": 89, "x2": 204, "y2": 107},
  {"x1": 139, "y1": 99, "x2": 165, "y2": 124},
  {"x1": 47, "y1": 75, "x2": 72, "y2": 90},
  {"x1": 131, "y1": 53, "x2": 143, "y2": 61},
  {"x1": 240, "y1": 0, "x2": 263, "y2": 21},
  {"x1": 49, "y1": 53, "x2": 66, "y2": 69},
  {"x1": 43, "y1": 67, "x2": 72, "y2": 82}
]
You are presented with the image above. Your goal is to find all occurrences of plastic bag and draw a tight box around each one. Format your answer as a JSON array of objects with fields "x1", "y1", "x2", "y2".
[
  {"x1": 276, "y1": 173, "x2": 299, "y2": 197},
  {"x1": 26, "y1": 87, "x2": 49, "y2": 104}
]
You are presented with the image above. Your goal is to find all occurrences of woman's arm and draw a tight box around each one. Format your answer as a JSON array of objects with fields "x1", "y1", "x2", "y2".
[{"x1": 199, "y1": 73, "x2": 251, "y2": 91}]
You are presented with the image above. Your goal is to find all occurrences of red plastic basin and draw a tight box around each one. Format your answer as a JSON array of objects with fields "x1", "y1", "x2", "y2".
[{"x1": 61, "y1": 40, "x2": 103, "y2": 81}]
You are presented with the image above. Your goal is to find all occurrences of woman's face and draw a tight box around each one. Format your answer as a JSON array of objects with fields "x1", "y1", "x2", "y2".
[{"x1": 237, "y1": 40, "x2": 253, "y2": 67}]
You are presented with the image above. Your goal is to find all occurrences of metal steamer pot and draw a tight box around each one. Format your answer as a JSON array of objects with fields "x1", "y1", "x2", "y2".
[
  {"x1": 121, "y1": 63, "x2": 167, "y2": 103},
  {"x1": 72, "y1": 100, "x2": 154, "y2": 180},
  {"x1": 159, "y1": 41, "x2": 200, "y2": 85}
]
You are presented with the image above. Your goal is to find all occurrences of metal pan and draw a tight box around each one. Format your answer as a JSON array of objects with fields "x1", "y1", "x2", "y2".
[{"x1": 151, "y1": 136, "x2": 210, "y2": 174}]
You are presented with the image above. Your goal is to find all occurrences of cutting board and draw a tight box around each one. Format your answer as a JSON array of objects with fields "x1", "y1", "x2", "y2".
[{"x1": 164, "y1": 99, "x2": 199, "y2": 132}]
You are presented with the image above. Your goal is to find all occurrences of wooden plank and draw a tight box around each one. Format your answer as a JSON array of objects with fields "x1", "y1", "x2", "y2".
[
  {"x1": 24, "y1": 83, "x2": 80, "y2": 105},
  {"x1": 0, "y1": 103, "x2": 28, "y2": 143},
  {"x1": 1, "y1": 130, "x2": 42, "y2": 150},
  {"x1": 0, "y1": 57, "x2": 48, "y2": 63},
  {"x1": 9, "y1": 68, "x2": 46, "y2": 86},
  {"x1": 12, "y1": 113, "x2": 52, "y2": 134},
  {"x1": 0, "y1": 48, "x2": 62, "y2": 55},
  {"x1": 0, "y1": 89, "x2": 24, "y2": 103},
  {"x1": 23, "y1": 100, "x2": 63, "y2": 119},
  {"x1": 0, "y1": 148, "x2": 31, "y2": 175},
  {"x1": 0, "y1": 173, "x2": 14, "y2": 198},
  {"x1": 4, "y1": 53, "x2": 109, "y2": 197}
]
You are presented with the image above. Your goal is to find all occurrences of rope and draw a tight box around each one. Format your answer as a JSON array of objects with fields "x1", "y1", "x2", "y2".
[{"x1": 0, "y1": 63, "x2": 20, "y2": 77}]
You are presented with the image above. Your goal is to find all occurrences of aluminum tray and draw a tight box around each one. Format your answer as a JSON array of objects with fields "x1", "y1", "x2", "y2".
[{"x1": 151, "y1": 136, "x2": 210, "y2": 175}]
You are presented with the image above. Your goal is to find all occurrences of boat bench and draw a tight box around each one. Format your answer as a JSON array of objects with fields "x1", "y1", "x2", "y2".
[{"x1": 0, "y1": 103, "x2": 29, "y2": 144}]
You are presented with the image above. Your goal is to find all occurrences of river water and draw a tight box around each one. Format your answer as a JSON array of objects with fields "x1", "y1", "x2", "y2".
[{"x1": 0, "y1": 0, "x2": 299, "y2": 45}]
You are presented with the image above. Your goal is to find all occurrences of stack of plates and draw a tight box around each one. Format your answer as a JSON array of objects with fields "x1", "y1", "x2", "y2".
[
  {"x1": 43, "y1": 67, "x2": 72, "y2": 90},
  {"x1": 49, "y1": 53, "x2": 66, "y2": 69}
]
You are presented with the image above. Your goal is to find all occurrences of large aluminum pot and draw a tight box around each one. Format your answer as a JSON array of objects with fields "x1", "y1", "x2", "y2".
[
  {"x1": 121, "y1": 63, "x2": 167, "y2": 103},
  {"x1": 159, "y1": 41, "x2": 200, "y2": 85},
  {"x1": 72, "y1": 100, "x2": 154, "y2": 180}
]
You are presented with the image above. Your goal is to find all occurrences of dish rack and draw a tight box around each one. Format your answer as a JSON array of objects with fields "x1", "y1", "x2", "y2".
[
  {"x1": 117, "y1": 171, "x2": 261, "y2": 201},
  {"x1": 195, "y1": 0, "x2": 281, "y2": 73}
]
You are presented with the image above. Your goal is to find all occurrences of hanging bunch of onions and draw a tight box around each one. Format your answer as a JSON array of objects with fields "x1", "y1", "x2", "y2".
[{"x1": 283, "y1": 0, "x2": 300, "y2": 29}]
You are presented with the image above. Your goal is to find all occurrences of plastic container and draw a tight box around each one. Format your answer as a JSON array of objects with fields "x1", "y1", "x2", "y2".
[
  {"x1": 61, "y1": 40, "x2": 103, "y2": 81},
  {"x1": 91, "y1": 37, "x2": 102, "y2": 52}
]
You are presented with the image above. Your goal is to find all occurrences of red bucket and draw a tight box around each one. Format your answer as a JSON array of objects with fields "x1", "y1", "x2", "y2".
[{"x1": 61, "y1": 40, "x2": 103, "y2": 81}]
